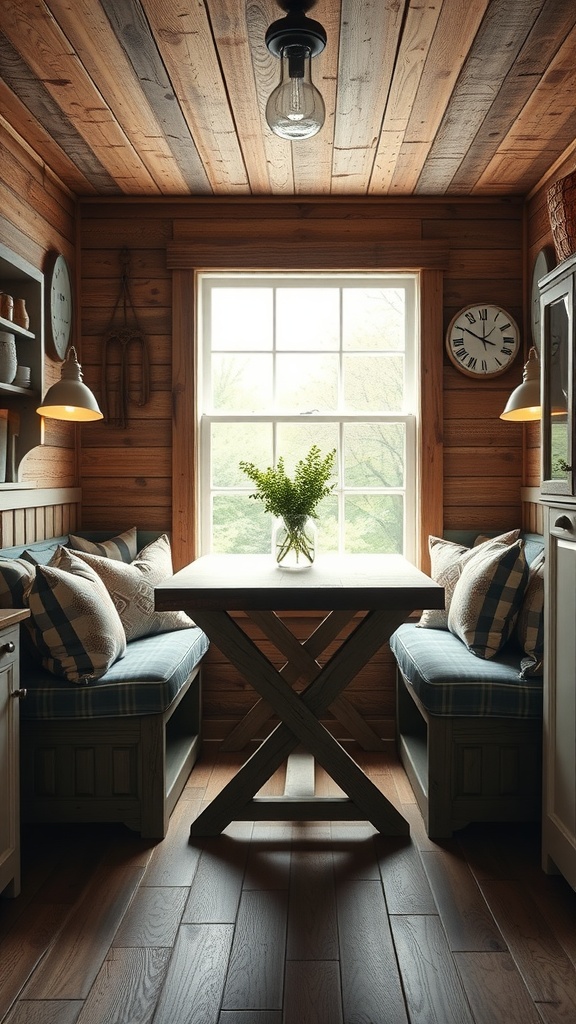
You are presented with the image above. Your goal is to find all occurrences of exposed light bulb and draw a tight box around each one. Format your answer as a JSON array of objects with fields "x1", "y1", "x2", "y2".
[{"x1": 266, "y1": 43, "x2": 325, "y2": 140}]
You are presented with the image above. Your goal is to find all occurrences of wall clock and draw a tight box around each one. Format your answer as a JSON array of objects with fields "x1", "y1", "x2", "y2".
[
  {"x1": 531, "y1": 247, "x2": 555, "y2": 352},
  {"x1": 45, "y1": 252, "x2": 73, "y2": 361},
  {"x1": 445, "y1": 303, "x2": 520, "y2": 378}
]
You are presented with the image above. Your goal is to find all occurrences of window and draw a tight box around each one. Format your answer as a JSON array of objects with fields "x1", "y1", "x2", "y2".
[{"x1": 198, "y1": 273, "x2": 419, "y2": 558}]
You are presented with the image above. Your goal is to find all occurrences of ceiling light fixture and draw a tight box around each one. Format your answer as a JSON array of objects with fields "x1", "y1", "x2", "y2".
[
  {"x1": 265, "y1": 0, "x2": 327, "y2": 141},
  {"x1": 36, "y1": 346, "x2": 103, "y2": 422}
]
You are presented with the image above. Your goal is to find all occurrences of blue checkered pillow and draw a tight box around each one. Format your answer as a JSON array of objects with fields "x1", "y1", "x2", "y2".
[
  {"x1": 0, "y1": 556, "x2": 35, "y2": 607},
  {"x1": 516, "y1": 552, "x2": 544, "y2": 678},
  {"x1": 25, "y1": 554, "x2": 126, "y2": 683},
  {"x1": 68, "y1": 527, "x2": 138, "y2": 563},
  {"x1": 448, "y1": 540, "x2": 529, "y2": 659}
]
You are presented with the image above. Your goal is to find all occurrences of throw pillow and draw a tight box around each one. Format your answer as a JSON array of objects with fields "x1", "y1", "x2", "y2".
[
  {"x1": 418, "y1": 529, "x2": 521, "y2": 630},
  {"x1": 516, "y1": 551, "x2": 545, "y2": 678},
  {"x1": 53, "y1": 534, "x2": 194, "y2": 641},
  {"x1": 21, "y1": 540, "x2": 64, "y2": 566},
  {"x1": 25, "y1": 554, "x2": 126, "y2": 683},
  {"x1": 67, "y1": 527, "x2": 138, "y2": 563},
  {"x1": 0, "y1": 556, "x2": 35, "y2": 607},
  {"x1": 447, "y1": 539, "x2": 529, "y2": 659}
]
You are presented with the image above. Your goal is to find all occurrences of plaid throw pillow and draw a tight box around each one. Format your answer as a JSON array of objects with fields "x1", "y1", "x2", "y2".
[
  {"x1": 68, "y1": 527, "x2": 138, "y2": 563},
  {"x1": 0, "y1": 556, "x2": 35, "y2": 607},
  {"x1": 419, "y1": 530, "x2": 521, "y2": 630},
  {"x1": 25, "y1": 555, "x2": 126, "y2": 683},
  {"x1": 447, "y1": 539, "x2": 529, "y2": 659},
  {"x1": 516, "y1": 552, "x2": 544, "y2": 678}
]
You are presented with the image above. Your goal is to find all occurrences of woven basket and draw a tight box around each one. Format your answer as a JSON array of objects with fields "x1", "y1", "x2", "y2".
[{"x1": 547, "y1": 171, "x2": 576, "y2": 261}]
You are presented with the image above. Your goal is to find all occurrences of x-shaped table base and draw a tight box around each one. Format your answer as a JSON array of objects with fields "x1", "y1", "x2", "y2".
[{"x1": 189, "y1": 606, "x2": 410, "y2": 837}]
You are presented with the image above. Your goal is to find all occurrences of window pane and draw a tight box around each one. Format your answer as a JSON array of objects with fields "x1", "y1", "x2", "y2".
[
  {"x1": 276, "y1": 353, "x2": 338, "y2": 411},
  {"x1": 344, "y1": 423, "x2": 405, "y2": 487},
  {"x1": 212, "y1": 495, "x2": 271, "y2": 554},
  {"x1": 276, "y1": 288, "x2": 339, "y2": 350},
  {"x1": 343, "y1": 354, "x2": 404, "y2": 412},
  {"x1": 211, "y1": 288, "x2": 272, "y2": 351},
  {"x1": 212, "y1": 354, "x2": 272, "y2": 411},
  {"x1": 344, "y1": 494, "x2": 404, "y2": 553},
  {"x1": 276, "y1": 423, "x2": 339, "y2": 479},
  {"x1": 212, "y1": 423, "x2": 272, "y2": 487},
  {"x1": 343, "y1": 288, "x2": 405, "y2": 350}
]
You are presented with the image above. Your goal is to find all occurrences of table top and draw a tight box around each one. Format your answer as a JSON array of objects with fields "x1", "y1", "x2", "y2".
[{"x1": 155, "y1": 553, "x2": 444, "y2": 612}]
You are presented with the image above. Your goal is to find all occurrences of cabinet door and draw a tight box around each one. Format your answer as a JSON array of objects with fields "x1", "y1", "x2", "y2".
[
  {"x1": 541, "y1": 275, "x2": 574, "y2": 497},
  {"x1": 0, "y1": 628, "x2": 19, "y2": 897}
]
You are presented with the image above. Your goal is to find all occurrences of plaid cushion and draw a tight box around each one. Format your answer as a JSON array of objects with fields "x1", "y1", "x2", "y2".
[
  {"x1": 54, "y1": 535, "x2": 194, "y2": 641},
  {"x1": 516, "y1": 552, "x2": 544, "y2": 678},
  {"x1": 0, "y1": 556, "x2": 35, "y2": 607},
  {"x1": 19, "y1": 627, "x2": 209, "y2": 720},
  {"x1": 419, "y1": 530, "x2": 520, "y2": 630},
  {"x1": 448, "y1": 540, "x2": 529, "y2": 659},
  {"x1": 25, "y1": 554, "x2": 127, "y2": 684},
  {"x1": 390, "y1": 623, "x2": 543, "y2": 718},
  {"x1": 68, "y1": 526, "x2": 138, "y2": 563},
  {"x1": 21, "y1": 540, "x2": 64, "y2": 566}
]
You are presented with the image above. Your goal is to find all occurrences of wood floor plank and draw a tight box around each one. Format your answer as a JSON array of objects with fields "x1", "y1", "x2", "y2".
[
  {"x1": 142, "y1": 795, "x2": 203, "y2": 887},
  {"x1": 481, "y1": 880, "x2": 576, "y2": 1013},
  {"x1": 375, "y1": 835, "x2": 437, "y2": 915},
  {"x1": 0, "y1": 903, "x2": 72, "y2": 1019},
  {"x1": 219, "y1": 1013, "x2": 282, "y2": 1023},
  {"x1": 421, "y1": 848, "x2": 507, "y2": 951},
  {"x1": 221, "y1": 891, "x2": 288, "y2": 1011},
  {"x1": 3, "y1": 1001, "x2": 83, "y2": 1024},
  {"x1": 283, "y1": 961, "x2": 343, "y2": 1024},
  {"x1": 73, "y1": 947, "x2": 171, "y2": 1024},
  {"x1": 242, "y1": 823, "x2": 291, "y2": 891},
  {"x1": 152, "y1": 924, "x2": 233, "y2": 1024},
  {"x1": 112, "y1": 887, "x2": 188, "y2": 947},
  {"x1": 22, "y1": 863, "x2": 145, "y2": 1000},
  {"x1": 330, "y1": 822, "x2": 380, "y2": 881},
  {"x1": 183, "y1": 823, "x2": 252, "y2": 925},
  {"x1": 286, "y1": 847, "x2": 338, "y2": 960},
  {"x1": 454, "y1": 951, "x2": 547, "y2": 1024},
  {"x1": 391, "y1": 915, "x2": 475, "y2": 1024},
  {"x1": 337, "y1": 879, "x2": 408, "y2": 1024}
]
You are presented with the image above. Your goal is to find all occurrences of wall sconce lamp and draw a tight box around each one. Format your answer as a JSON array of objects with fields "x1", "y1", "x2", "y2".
[
  {"x1": 500, "y1": 347, "x2": 542, "y2": 421},
  {"x1": 265, "y1": 0, "x2": 327, "y2": 140},
  {"x1": 37, "y1": 346, "x2": 103, "y2": 422}
]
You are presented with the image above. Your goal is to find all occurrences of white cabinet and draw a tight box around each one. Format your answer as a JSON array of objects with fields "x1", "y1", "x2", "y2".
[
  {"x1": 542, "y1": 506, "x2": 576, "y2": 889},
  {"x1": 0, "y1": 609, "x2": 29, "y2": 898}
]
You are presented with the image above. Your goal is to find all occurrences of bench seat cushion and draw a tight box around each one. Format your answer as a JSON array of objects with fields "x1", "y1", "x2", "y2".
[
  {"x1": 19, "y1": 626, "x2": 209, "y2": 721},
  {"x1": 390, "y1": 622, "x2": 543, "y2": 719}
]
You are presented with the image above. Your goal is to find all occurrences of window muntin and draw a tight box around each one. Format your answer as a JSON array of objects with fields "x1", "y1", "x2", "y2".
[{"x1": 199, "y1": 273, "x2": 418, "y2": 558}]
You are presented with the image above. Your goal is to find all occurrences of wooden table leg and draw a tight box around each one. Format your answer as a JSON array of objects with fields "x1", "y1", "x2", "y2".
[{"x1": 190, "y1": 606, "x2": 410, "y2": 836}]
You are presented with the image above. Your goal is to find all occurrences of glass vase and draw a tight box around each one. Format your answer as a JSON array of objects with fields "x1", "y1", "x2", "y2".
[{"x1": 272, "y1": 515, "x2": 317, "y2": 570}]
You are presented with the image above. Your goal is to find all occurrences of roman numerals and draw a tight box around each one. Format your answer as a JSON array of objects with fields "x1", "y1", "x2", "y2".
[{"x1": 447, "y1": 304, "x2": 519, "y2": 377}]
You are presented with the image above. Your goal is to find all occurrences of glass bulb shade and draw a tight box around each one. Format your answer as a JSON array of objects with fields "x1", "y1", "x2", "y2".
[
  {"x1": 266, "y1": 44, "x2": 325, "y2": 140},
  {"x1": 36, "y1": 346, "x2": 103, "y2": 422}
]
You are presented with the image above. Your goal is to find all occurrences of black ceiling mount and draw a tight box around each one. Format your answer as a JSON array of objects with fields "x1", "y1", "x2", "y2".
[{"x1": 265, "y1": 0, "x2": 327, "y2": 60}]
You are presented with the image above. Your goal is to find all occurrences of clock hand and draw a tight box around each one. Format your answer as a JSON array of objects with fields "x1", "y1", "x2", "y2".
[{"x1": 462, "y1": 327, "x2": 486, "y2": 342}]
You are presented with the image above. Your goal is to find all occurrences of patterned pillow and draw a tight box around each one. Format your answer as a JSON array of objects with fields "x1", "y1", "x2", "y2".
[
  {"x1": 419, "y1": 530, "x2": 521, "y2": 630},
  {"x1": 53, "y1": 534, "x2": 194, "y2": 641},
  {"x1": 67, "y1": 527, "x2": 138, "y2": 563},
  {"x1": 516, "y1": 552, "x2": 544, "y2": 678},
  {"x1": 25, "y1": 554, "x2": 126, "y2": 683},
  {"x1": 447, "y1": 539, "x2": 529, "y2": 659},
  {"x1": 0, "y1": 556, "x2": 35, "y2": 607}
]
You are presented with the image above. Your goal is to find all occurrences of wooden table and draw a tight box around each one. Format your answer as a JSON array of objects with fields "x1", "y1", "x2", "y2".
[{"x1": 155, "y1": 554, "x2": 443, "y2": 837}]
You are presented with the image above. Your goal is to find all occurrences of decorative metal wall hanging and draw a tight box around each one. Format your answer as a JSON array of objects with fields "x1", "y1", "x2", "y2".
[{"x1": 101, "y1": 248, "x2": 150, "y2": 427}]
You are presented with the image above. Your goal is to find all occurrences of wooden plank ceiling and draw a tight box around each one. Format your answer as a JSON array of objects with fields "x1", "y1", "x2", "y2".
[{"x1": 1, "y1": 0, "x2": 576, "y2": 199}]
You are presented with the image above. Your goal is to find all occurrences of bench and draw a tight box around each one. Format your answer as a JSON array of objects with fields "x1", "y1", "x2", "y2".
[
  {"x1": 390, "y1": 531, "x2": 544, "y2": 838},
  {"x1": 1, "y1": 530, "x2": 208, "y2": 839}
]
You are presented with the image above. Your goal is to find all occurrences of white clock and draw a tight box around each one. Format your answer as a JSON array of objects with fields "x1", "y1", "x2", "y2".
[
  {"x1": 46, "y1": 252, "x2": 73, "y2": 361},
  {"x1": 446, "y1": 303, "x2": 520, "y2": 379}
]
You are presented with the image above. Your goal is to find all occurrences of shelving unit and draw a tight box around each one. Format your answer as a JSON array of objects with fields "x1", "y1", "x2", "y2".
[{"x1": 0, "y1": 243, "x2": 44, "y2": 485}]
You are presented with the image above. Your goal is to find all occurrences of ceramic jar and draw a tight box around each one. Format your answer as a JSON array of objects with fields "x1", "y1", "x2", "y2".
[
  {"x1": 0, "y1": 332, "x2": 17, "y2": 384},
  {"x1": 12, "y1": 299, "x2": 29, "y2": 330}
]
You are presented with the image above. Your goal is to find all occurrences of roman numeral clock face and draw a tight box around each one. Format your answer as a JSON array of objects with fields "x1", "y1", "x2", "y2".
[{"x1": 446, "y1": 304, "x2": 520, "y2": 379}]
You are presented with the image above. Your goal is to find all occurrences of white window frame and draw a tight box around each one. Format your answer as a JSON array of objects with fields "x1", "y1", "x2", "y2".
[{"x1": 197, "y1": 272, "x2": 420, "y2": 560}]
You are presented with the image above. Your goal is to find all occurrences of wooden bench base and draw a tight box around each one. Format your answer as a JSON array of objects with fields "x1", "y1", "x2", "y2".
[
  {"x1": 396, "y1": 668, "x2": 542, "y2": 838},
  {"x1": 20, "y1": 666, "x2": 202, "y2": 839}
]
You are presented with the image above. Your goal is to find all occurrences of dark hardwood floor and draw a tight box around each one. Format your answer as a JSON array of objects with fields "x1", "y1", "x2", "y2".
[{"x1": 1, "y1": 743, "x2": 576, "y2": 1024}]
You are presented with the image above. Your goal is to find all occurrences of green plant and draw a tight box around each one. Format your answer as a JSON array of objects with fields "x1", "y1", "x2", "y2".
[{"x1": 239, "y1": 445, "x2": 336, "y2": 524}]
